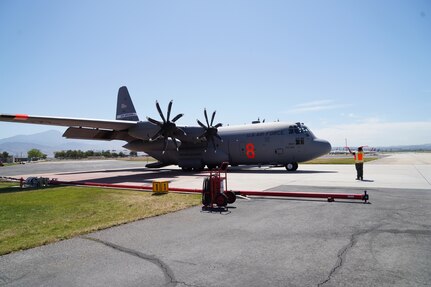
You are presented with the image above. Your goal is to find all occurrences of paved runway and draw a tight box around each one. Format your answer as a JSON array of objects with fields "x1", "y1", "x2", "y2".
[{"x1": 1, "y1": 153, "x2": 431, "y2": 286}]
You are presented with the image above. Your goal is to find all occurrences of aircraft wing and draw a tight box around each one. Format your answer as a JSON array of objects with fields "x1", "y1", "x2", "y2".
[{"x1": 0, "y1": 114, "x2": 137, "y2": 130}]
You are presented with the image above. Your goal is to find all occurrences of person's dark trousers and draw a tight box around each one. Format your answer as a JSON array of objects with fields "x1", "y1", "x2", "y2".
[{"x1": 355, "y1": 163, "x2": 364, "y2": 180}]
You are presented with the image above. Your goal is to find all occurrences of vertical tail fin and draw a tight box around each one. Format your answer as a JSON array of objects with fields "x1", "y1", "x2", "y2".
[{"x1": 116, "y1": 86, "x2": 139, "y2": 121}]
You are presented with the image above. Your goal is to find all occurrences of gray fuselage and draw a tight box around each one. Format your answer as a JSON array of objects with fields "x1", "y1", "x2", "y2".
[{"x1": 125, "y1": 121, "x2": 331, "y2": 170}]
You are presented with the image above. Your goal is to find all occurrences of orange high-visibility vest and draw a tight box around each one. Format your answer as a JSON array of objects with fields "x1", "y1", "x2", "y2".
[{"x1": 354, "y1": 151, "x2": 364, "y2": 163}]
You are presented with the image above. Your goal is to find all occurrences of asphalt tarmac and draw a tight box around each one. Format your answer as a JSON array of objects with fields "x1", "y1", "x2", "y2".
[{"x1": 1, "y1": 153, "x2": 431, "y2": 286}]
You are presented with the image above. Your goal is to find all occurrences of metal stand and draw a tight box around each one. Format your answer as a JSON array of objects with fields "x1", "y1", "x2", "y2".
[{"x1": 202, "y1": 162, "x2": 236, "y2": 211}]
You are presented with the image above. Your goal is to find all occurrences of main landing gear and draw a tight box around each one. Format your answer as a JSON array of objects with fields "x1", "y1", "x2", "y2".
[{"x1": 285, "y1": 162, "x2": 298, "y2": 171}]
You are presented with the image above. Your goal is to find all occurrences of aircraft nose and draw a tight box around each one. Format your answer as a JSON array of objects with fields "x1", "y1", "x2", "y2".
[{"x1": 314, "y1": 139, "x2": 332, "y2": 156}]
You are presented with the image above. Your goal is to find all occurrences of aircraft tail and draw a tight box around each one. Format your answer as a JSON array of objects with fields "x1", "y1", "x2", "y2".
[{"x1": 116, "y1": 86, "x2": 139, "y2": 121}]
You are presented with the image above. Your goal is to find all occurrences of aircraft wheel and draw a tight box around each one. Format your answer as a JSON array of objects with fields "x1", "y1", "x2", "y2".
[
  {"x1": 202, "y1": 191, "x2": 211, "y2": 206},
  {"x1": 225, "y1": 191, "x2": 236, "y2": 204},
  {"x1": 215, "y1": 193, "x2": 228, "y2": 207},
  {"x1": 285, "y1": 162, "x2": 298, "y2": 171}
]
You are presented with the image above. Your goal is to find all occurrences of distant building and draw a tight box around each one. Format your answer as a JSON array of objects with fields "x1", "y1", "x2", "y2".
[{"x1": 14, "y1": 156, "x2": 29, "y2": 163}]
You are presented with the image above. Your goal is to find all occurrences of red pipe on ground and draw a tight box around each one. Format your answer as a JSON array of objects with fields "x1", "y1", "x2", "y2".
[
  {"x1": 237, "y1": 190, "x2": 366, "y2": 200},
  {"x1": 51, "y1": 180, "x2": 368, "y2": 203}
]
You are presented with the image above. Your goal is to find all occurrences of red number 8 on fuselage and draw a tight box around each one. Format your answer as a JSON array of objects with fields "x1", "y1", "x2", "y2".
[{"x1": 246, "y1": 143, "x2": 255, "y2": 159}]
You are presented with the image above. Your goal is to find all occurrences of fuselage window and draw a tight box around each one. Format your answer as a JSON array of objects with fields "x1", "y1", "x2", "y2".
[{"x1": 296, "y1": 137, "x2": 304, "y2": 145}]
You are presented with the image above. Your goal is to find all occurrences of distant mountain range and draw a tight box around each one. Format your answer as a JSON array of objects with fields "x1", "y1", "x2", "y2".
[{"x1": 0, "y1": 130, "x2": 126, "y2": 157}]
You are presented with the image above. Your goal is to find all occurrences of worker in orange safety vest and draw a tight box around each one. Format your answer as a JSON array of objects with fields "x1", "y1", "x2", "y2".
[{"x1": 348, "y1": 146, "x2": 364, "y2": 180}]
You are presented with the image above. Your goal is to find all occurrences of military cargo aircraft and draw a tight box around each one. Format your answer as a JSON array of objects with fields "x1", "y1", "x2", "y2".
[{"x1": 0, "y1": 86, "x2": 331, "y2": 171}]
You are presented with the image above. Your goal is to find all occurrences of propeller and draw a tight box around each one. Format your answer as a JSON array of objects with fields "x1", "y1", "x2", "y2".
[
  {"x1": 197, "y1": 109, "x2": 222, "y2": 151},
  {"x1": 147, "y1": 100, "x2": 186, "y2": 153}
]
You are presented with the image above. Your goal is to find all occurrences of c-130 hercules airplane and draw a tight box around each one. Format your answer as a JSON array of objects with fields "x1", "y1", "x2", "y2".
[{"x1": 0, "y1": 86, "x2": 331, "y2": 171}]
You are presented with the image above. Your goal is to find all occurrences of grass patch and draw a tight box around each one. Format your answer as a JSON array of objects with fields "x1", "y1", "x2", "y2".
[
  {"x1": 303, "y1": 157, "x2": 378, "y2": 164},
  {"x1": 0, "y1": 182, "x2": 200, "y2": 255},
  {"x1": 0, "y1": 163, "x2": 17, "y2": 167},
  {"x1": 118, "y1": 156, "x2": 156, "y2": 162}
]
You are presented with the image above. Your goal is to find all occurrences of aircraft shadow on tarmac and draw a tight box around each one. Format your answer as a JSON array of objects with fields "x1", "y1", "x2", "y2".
[
  {"x1": 56, "y1": 168, "x2": 149, "y2": 175},
  {"x1": 227, "y1": 169, "x2": 338, "y2": 174},
  {"x1": 56, "y1": 167, "x2": 338, "y2": 185},
  {"x1": 71, "y1": 169, "x2": 201, "y2": 185},
  {"x1": 57, "y1": 167, "x2": 337, "y2": 176}
]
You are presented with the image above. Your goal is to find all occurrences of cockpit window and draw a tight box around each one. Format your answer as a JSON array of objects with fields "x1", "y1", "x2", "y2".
[
  {"x1": 302, "y1": 126, "x2": 310, "y2": 137},
  {"x1": 290, "y1": 123, "x2": 311, "y2": 136},
  {"x1": 289, "y1": 125, "x2": 301, "y2": 134},
  {"x1": 303, "y1": 125, "x2": 316, "y2": 138}
]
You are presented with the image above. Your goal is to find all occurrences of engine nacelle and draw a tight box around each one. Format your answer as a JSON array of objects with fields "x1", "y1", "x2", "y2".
[{"x1": 127, "y1": 122, "x2": 159, "y2": 141}]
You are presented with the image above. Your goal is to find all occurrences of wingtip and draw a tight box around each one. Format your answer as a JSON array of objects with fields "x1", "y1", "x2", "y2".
[{"x1": 0, "y1": 114, "x2": 29, "y2": 120}]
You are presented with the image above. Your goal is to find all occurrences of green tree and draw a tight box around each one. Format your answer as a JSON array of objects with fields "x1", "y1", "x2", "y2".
[
  {"x1": 102, "y1": 150, "x2": 111, "y2": 157},
  {"x1": 1, "y1": 151, "x2": 9, "y2": 160},
  {"x1": 129, "y1": 151, "x2": 138, "y2": 157},
  {"x1": 27, "y1": 149, "x2": 47, "y2": 160},
  {"x1": 54, "y1": 151, "x2": 65, "y2": 159},
  {"x1": 85, "y1": 150, "x2": 94, "y2": 157}
]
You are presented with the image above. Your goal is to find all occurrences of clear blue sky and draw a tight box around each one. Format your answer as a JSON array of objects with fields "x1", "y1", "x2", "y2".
[{"x1": 1, "y1": 0, "x2": 430, "y2": 147}]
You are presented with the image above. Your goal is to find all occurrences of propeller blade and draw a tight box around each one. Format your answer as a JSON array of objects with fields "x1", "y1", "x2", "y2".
[
  {"x1": 162, "y1": 138, "x2": 168, "y2": 154},
  {"x1": 210, "y1": 111, "x2": 216, "y2": 126},
  {"x1": 148, "y1": 100, "x2": 186, "y2": 151},
  {"x1": 174, "y1": 127, "x2": 187, "y2": 137},
  {"x1": 150, "y1": 129, "x2": 163, "y2": 141},
  {"x1": 156, "y1": 101, "x2": 166, "y2": 123},
  {"x1": 197, "y1": 133, "x2": 206, "y2": 140},
  {"x1": 211, "y1": 138, "x2": 217, "y2": 151},
  {"x1": 197, "y1": 108, "x2": 223, "y2": 149},
  {"x1": 197, "y1": 119, "x2": 207, "y2": 129},
  {"x1": 171, "y1": 137, "x2": 179, "y2": 150},
  {"x1": 167, "y1": 100, "x2": 173, "y2": 122},
  {"x1": 147, "y1": 117, "x2": 163, "y2": 127},
  {"x1": 204, "y1": 109, "x2": 209, "y2": 127},
  {"x1": 171, "y1": 113, "x2": 184, "y2": 123}
]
